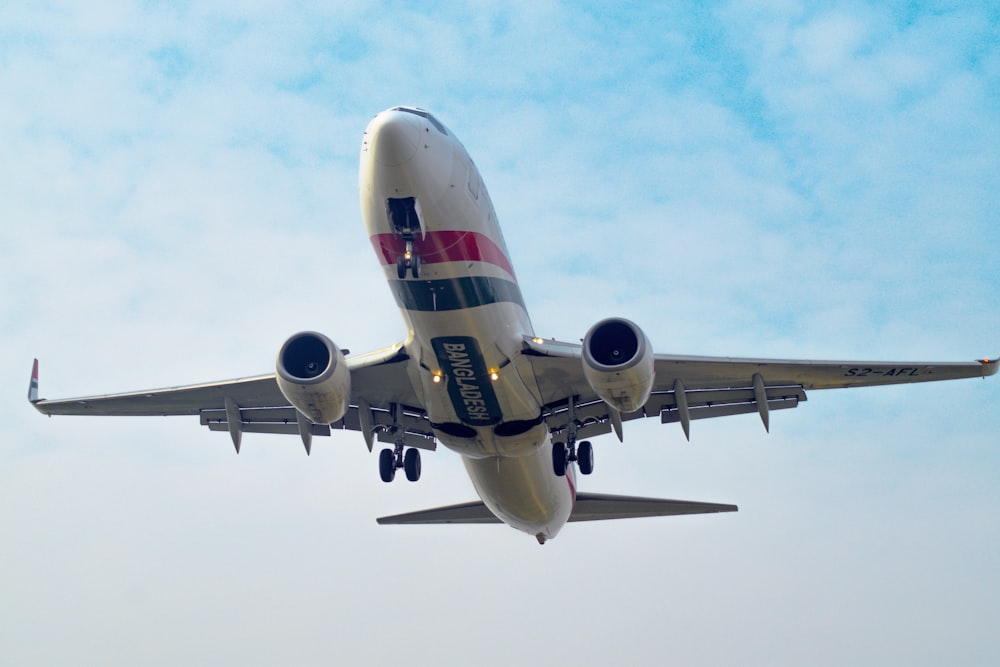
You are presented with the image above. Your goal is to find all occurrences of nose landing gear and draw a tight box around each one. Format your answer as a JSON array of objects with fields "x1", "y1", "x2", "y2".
[
  {"x1": 395, "y1": 240, "x2": 421, "y2": 279},
  {"x1": 388, "y1": 197, "x2": 422, "y2": 279}
]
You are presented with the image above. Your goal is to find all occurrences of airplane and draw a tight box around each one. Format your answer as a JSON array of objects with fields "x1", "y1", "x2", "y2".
[{"x1": 29, "y1": 106, "x2": 998, "y2": 544}]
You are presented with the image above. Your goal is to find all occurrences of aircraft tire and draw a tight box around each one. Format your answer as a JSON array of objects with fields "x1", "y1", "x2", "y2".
[
  {"x1": 404, "y1": 448, "x2": 421, "y2": 482},
  {"x1": 578, "y1": 440, "x2": 594, "y2": 475},
  {"x1": 379, "y1": 448, "x2": 396, "y2": 482},
  {"x1": 552, "y1": 443, "x2": 567, "y2": 477},
  {"x1": 410, "y1": 254, "x2": 420, "y2": 279},
  {"x1": 396, "y1": 255, "x2": 407, "y2": 280}
]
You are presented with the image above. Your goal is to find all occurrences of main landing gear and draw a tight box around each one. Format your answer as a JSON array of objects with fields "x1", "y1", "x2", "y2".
[
  {"x1": 552, "y1": 439, "x2": 594, "y2": 477},
  {"x1": 379, "y1": 402, "x2": 421, "y2": 482},
  {"x1": 379, "y1": 443, "x2": 421, "y2": 483},
  {"x1": 552, "y1": 398, "x2": 594, "y2": 477}
]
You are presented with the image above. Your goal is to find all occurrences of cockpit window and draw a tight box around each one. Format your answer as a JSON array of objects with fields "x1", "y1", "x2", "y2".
[{"x1": 392, "y1": 107, "x2": 448, "y2": 136}]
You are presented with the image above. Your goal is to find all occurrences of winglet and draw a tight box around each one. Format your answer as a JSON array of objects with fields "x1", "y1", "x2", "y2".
[
  {"x1": 28, "y1": 359, "x2": 39, "y2": 403},
  {"x1": 979, "y1": 357, "x2": 999, "y2": 377}
]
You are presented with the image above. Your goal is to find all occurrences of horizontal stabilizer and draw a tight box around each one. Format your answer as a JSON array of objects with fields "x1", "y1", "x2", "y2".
[
  {"x1": 567, "y1": 492, "x2": 737, "y2": 521},
  {"x1": 376, "y1": 493, "x2": 737, "y2": 526},
  {"x1": 377, "y1": 501, "x2": 502, "y2": 525}
]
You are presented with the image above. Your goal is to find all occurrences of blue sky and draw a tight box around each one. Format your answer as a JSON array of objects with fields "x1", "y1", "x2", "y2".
[{"x1": 2, "y1": 3, "x2": 998, "y2": 666}]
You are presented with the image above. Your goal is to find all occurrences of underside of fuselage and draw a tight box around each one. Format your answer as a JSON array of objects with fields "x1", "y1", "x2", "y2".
[{"x1": 360, "y1": 106, "x2": 573, "y2": 540}]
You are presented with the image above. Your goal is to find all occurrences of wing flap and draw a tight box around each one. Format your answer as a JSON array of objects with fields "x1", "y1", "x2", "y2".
[
  {"x1": 201, "y1": 404, "x2": 437, "y2": 450},
  {"x1": 207, "y1": 421, "x2": 332, "y2": 437},
  {"x1": 644, "y1": 385, "x2": 807, "y2": 413},
  {"x1": 659, "y1": 395, "x2": 802, "y2": 424}
]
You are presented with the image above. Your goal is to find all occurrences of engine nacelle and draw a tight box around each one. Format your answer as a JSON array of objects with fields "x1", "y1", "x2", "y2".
[
  {"x1": 582, "y1": 317, "x2": 655, "y2": 414},
  {"x1": 276, "y1": 331, "x2": 351, "y2": 425}
]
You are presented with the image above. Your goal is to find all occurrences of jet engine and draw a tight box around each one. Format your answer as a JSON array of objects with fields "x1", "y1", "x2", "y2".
[
  {"x1": 582, "y1": 317, "x2": 655, "y2": 414},
  {"x1": 276, "y1": 331, "x2": 351, "y2": 425}
]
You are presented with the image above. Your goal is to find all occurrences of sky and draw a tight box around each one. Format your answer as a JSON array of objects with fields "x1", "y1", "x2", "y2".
[{"x1": 2, "y1": 2, "x2": 998, "y2": 665}]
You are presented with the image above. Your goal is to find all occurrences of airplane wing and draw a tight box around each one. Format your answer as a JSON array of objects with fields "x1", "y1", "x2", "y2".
[
  {"x1": 28, "y1": 344, "x2": 434, "y2": 454},
  {"x1": 522, "y1": 337, "x2": 998, "y2": 442}
]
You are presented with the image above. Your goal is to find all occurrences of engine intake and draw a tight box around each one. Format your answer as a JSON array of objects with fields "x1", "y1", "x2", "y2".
[
  {"x1": 582, "y1": 317, "x2": 655, "y2": 413},
  {"x1": 276, "y1": 331, "x2": 351, "y2": 425}
]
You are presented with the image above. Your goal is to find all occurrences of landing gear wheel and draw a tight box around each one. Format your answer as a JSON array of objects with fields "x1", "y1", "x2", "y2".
[
  {"x1": 396, "y1": 255, "x2": 407, "y2": 280},
  {"x1": 379, "y1": 448, "x2": 396, "y2": 482},
  {"x1": 577, "y1": 440, "x2": 594, "y2": 475},
  {"x1": 552, "y1": 442, "x2": 567, "y2": 477},
  {"x1": 404, "y1": 448, "x2": 421, "y2": 482},
  {"x1": 410, "y1": 253, "x2": 420, "y2": 279}
]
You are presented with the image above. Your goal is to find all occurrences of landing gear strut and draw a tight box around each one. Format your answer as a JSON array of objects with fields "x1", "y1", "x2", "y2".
[
  {"x1": 379, "y1": 403, "x2": 422, "y2": 483},
  {"x1": 552, "y1": 397, "x2": 594, "y2": 477},
  {"x1": 388, "y1": 197, "x2": 421, "y2": 279}
]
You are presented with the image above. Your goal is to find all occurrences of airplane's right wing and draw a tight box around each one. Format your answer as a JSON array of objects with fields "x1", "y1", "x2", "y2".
[{"x1": 522, "y1": 336, "x2": 998, "y2": 442}]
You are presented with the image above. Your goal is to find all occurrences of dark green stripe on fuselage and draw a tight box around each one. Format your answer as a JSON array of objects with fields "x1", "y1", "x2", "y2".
[
  {"x1": 432, "y1": 336, "x2": 503, "y2": 426},
  {"x1": 389, "y1": 276, "x2": 526, "y2": 312}
]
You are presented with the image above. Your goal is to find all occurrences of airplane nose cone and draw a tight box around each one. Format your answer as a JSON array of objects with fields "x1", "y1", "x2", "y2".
[{"x1": 365, "y1": 110, "x2": 420, "y2": 167}]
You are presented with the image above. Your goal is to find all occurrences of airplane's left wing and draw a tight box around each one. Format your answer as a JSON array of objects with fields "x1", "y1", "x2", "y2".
[
  {"x1": 522, "y1": 336, "x2": 998, "y2": 442},
  {"x1": 29, "y1": 345, "x2": 434, "y2": 453}
]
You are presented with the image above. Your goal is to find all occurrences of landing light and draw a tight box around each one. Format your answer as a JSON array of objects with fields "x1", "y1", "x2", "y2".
[
  {"x1": 532, "y1": 337, "x2": 544, "y2": 344},
  {"x1": 489, "y1": 370, "x2": 499, "y2": 382},
  {"x1": 432, "y1": 372, "x2": 442, "y2": 384}
]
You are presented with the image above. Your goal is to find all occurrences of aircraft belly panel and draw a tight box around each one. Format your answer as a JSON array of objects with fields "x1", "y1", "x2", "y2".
[{"x1": 463, "y1": 441, "x2": 574, "y2": 539}]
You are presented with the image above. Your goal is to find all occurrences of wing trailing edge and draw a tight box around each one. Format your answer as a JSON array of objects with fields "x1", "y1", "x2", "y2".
[{"x1": 376, "y1": 493, "x2": 737, "y2": 526}]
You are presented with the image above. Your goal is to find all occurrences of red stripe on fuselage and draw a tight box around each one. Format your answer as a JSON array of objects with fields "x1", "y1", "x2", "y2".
[
  {"x1": 370, "y1": 230, "x2": 516, "y2": 279},
  {"x1": 566, "y1": 471, "x2": 577, "y2": 509}
]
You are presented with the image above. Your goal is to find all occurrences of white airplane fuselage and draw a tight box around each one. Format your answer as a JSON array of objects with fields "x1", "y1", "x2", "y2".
[{"x1": 359, "y1": 107, "x2": 574, "y2": 541}]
